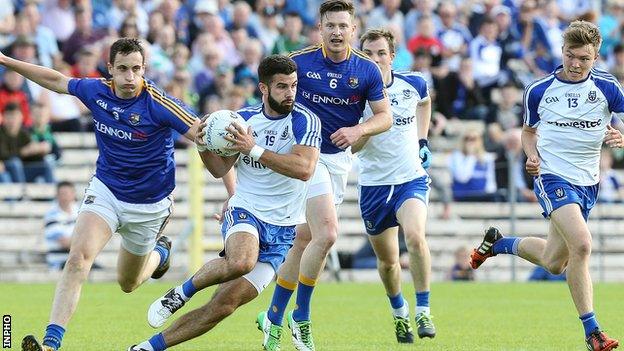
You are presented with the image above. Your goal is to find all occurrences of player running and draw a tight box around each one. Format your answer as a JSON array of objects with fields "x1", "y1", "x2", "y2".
[
  {"x1": 470, "y1": 21, "x2": 622, "y2": 351},
  {"x1": 127, "y1": 54, "x2": 321, "y2": 351},
  {"x1": 351, "y1": 28, "x2": 435, "y2": 344},
  {"x1": 4, "y1": 38, "x2": 201, "y2": 351},
  {"x1": 256, "y1": 1, "x2": 392, "y2": 350}
]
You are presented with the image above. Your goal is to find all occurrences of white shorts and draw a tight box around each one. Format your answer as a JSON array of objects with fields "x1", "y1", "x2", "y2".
[
  {"x1": 307, "y1": 152, "x2": 352, "y2": 205},
  {"x1": 79, "y1": 177, "x2": 173, "y2": 256},
  {"x1": 243, "y1": 262, "x2": 275, "y2": 294}
]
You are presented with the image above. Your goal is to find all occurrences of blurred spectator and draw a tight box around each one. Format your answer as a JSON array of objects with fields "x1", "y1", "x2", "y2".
[
  {"x1": 448, "y1": 246, "x2": 475, "y2": 281},
  {"x1": 470, "y1": 18, "x2": 503, "y2": 103},
  {"x1": 599, "y1": 148, "x2": 624, "y2": 203},
  {"x1": 71, "y1": 46, "x2": 102, "y2": 78},
  {"x1": 486, "y1": 82, "x2": 523, "y2": 132},
  {"x1": 434, "y1": 56, "x2": 488, "y2": 120},
  {"x1": 255, "y1": 6, "x2": 279, "y2": 53},
  {"x1": 404, "y1": 0, "x2": 441, "y2": 42},
  {"x1": 9, "y1": 35, "x2": 47, "y2": 103},
  {"x1": 599, "y1": 0, "x2": 624, "y2": 58},
  {"x1": 272, "y1": 12, "x2": 307, "y2": 55},
  {"x1": 234, "y1": 38, "x2": 262, "y2": 86},
  {"x1": 0, "y1": 103, "x2": 31, "y2": 183},
  {"x1": 386, "y1": 24, "x2": 413, "y2": 71},
  {"x1": 448, "y1": 129, "x2": 498, "y2": 201},
  {"x1": 198, "y1": 63, "x2": 234, "y2": 113},
  {"x1": 41, "y1": 0, "x2": 75, "y2": 45},
  {"x1": 146, "y1": 10, "x2": 165, "y2": 44},
  {"x1": 49, "y1": 61, "x2": 86, "y2": 132},
  {"x1": 437, "y1": 1, "x2": 472, "y2": 72},
  {"x1": 193, "y1": 43, "x2": 222, "y2": 94},
  {"x1": 21, "y1": 2, "x2": 61, "y2": 68},
  {"x1": 223, "y1": 85, "x2": 248, "y2": 111},
  {"x1": 407, "y1": 15, "x2": 443, "y2": 61},
  {"x1": 467, "y1": 0, "x2": 499, "y2": 37},
  {"x1": 556, "y1": 0, "x2": 593, "y2": 23},
  {"x1": 366, "y1": 0, "x2": 404, "y2": 30},
  {"x1": 0, "y1": 2, "x2": 15, "y2": 50},
  {"x1": 62, "y1": 6, "x2": 108, "y2": 65},
  {"x1": 528, "y1": 266, "x2": 566, "y2": 281},
  {"x1": 148, "y1": 24, "x2": 176, "y2": 85},
  {"x1": 226, "y1": 1, "x2": 260, "y2": 39},
  {"x1": 172, "y1": 42, "x2": 191, "y2": 72},
  {"x1": 109, "y1": 0, "x2": 149, "y2": 38},
  {"x1": 119, "y1": 16, "x2": 141, "y2": 38},
  {"x1": 44, "y1": 181, "x2": 78, "y2": 270},
  {"x1": 194, "y1": 6, "x2": 240, "y2": 66},
  {"x1": 0, "y1": 69, "x2": 32, "y2": 127},
  {"x1": 411, "y1": 49, "x2": 434, "y2": 89},
  {"x1": 158, "y1": 0, "x2": 190, "y2": 44},
  {"x1": 26, "y1": 102, "x2": 57, "y2": 183},
  {"x1": 352, "y1": 232, "x2": 409, "y2": 269},
  {"x1": 166, "y1": 69, "x2": 199, "y2": 110},
  {"x1": 305, "y1": 25, "x2": 322, "y2": 46}
]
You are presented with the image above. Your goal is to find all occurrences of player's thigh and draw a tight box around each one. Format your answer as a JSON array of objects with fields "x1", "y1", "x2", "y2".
[
  {"x1": 69, "y1": 211, "x2": 113, "y2": 262},
  {"x1": 550, "y1": 203, "x2": 592, "y2": 253},
  {"x1": 117, "y1": 245, "x2": 152, "y2": 280},
  {"x1": 396, "y1": 198, "x2": 428, "y2": 243},
  {"x1": 305, "y1": 193, "x2": 338, "y2": 239},
  {"x1": 368, "y1": 227, "x2": 400, "y2": 264}
]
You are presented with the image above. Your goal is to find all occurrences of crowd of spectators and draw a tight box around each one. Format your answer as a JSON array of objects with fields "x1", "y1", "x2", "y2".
[{"x1": 1, "y1": 0, "x2": 623, "y2": 204}]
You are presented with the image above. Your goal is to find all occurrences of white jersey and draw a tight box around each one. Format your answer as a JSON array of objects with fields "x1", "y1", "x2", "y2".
[
  {"x1": 524, "y1": 67, "x2": 624, "y2": 185},
  {"x1": 229, "y1": 103, "x2": 321, "y2": 225},
  {"x1": 358, "y1": 71, "x2": 429, "y2": 186}
]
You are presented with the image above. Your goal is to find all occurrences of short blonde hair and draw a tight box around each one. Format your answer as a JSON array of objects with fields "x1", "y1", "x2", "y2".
[{"x1": 562, "y1": 20, "x2": 602, "y2": 54}]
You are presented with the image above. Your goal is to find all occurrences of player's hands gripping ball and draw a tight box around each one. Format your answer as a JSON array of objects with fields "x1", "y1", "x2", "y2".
[{"x1": 224, "y1": 123, "x2": 256, "y2": 155}]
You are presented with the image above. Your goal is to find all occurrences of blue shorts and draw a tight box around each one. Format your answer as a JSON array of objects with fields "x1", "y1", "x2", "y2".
[
  {"x1": 221, "y1": 207, "x2": 296, "y2": 272},
  {"x1": 359, "y1": 176, "x2": 430, "y2": 235},
  {"x1": 534, "y1": 174, "x2": 598, "y2": 222}
]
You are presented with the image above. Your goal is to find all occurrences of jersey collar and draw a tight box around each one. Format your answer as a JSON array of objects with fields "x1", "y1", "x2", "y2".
[
  {"x1": 321, "y1": 43, "x2": 352, "y2": 62},
  {"x1": 553, "y1": 65, "x2": 591, "y2": 84}
]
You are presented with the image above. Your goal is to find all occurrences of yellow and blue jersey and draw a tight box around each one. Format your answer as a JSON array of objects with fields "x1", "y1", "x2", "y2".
[
  {"x1": 289, "y1": 45, "x2": 386, "y2": 154},
  {"x1": 68, "y1": 78, "x2": 197, "y2": 204}
]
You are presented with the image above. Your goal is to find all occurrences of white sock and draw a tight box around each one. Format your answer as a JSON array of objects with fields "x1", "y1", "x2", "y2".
[
  {"x1": 416, "y1": 306, "x2": 430, "y2": 316},
  {"x1": 174, "y1": 285, "x2": 191, "y2": 302},
  {"x1": 393, "y1": 300, "x2": 409, "y2": 318},
  {"x1": 135, "y1": 341, "x2": 155, "y2": 351}
]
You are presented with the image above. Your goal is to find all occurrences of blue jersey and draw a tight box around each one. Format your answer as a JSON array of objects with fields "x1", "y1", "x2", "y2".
[
  {"x1": 289, "y1": 45, "x2": 386, "y2": 154},
  {"x1": 68, "y1": 78, "x2": 196, "y2": 203}
]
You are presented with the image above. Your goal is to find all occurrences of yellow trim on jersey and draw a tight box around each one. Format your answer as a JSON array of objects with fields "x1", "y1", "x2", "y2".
[
  {"x1": 276, "y1": 277, "x2": 297, "y2": 290},
  {"x1": 289, "y1": 44, "x2": 322, "y2": 58},
  {"x1": 145, "y1": 84, "x2": 195, "y2": 127},
  {"x1": 320, "y1": 43, "x2": 352, "y2": 60},
  {"x1": 298, "y1": 273, "x2": 317, "y2": 287},
  {"x1": 104, "y1": 78, "x2": 144, "y2": 97}
]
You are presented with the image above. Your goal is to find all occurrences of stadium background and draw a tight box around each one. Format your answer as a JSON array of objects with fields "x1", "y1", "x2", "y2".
[{"x1": 0, "y1": 0, "x2": 623, "y2": 349}]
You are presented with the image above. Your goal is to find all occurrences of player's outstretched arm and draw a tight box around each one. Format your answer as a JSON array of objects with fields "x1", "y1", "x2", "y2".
[{"x1": 0, "y1": 51, "x2": 70, "y2": 94}]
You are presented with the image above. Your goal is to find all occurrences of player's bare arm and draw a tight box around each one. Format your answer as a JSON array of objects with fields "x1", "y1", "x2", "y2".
[
  {"x1": 182, "y1": 118, "x2": 202, "y2": 142},
  {"x1": 0, "y1": 51, "x2": 70, "y2": 94},
  {"x1": 604, "y1": 125, "x2": 624, "y2": 148},
  {"x1": 225, "y1": 123, "x2": 319, "y2": 181},
  {"x1": 196, "y1": 117, "x2": 238, "y2": 178},
  {"x1": 330, "y1": 96, "x2": 392, "y2": 149},
  {"x1": 416, "y1": 98, "x2": 431, "y2": 140},
  {"x1": 521, "y1": 125, "x2": 540, "y2": 176}
]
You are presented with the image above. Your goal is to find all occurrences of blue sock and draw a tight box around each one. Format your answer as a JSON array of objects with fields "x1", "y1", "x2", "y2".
[
  {"x1": 42, "y1": 324, "x2": 65, "y2": 350},
  {"x1": 292, "y1": 274, "x2": 316, "y2": 322},
  {"x1": 388, "y1": 292, "x2": 405, "y2": 309},
  {"x1": 267, "y1": 277, "x2": 296, "y2": 326},
  {"x1": 580, "y1": 312, "x2": 600, "y2": 337},
  {"x1": 416, "y1": 291, "x2": 430, "y2": 307},
  {"x1": 154, "y1": 245, "x2": 169, "y2": 267},
  {"x1": 148, "y1": 332, "x2": 167, "y2": 351},
  {"x1": 182, "y1": 277, "x2": 197, "y2": 299},
  {"x1": 492, "y1": 237, "x2": 521, "y2": 255}
]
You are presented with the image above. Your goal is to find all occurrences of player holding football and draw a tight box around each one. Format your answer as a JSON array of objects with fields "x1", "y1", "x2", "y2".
[
  {"x1": 256, "y1": 1, "x2": 392, "y2": 350},
  {"x1": 127, "y1": 54, "x2": 321, "y2": 351},
  {"x1": 470, "y1": 21, "x2": 623, "y2": 351},
  {"x1": 351, "y1": 28, "x2": 435, "y2": 344},
  {"x1": 1, "y1": 38, "x2": 201, "y2": 351}
]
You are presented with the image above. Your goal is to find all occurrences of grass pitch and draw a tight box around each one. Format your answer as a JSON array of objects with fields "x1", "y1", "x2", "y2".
[{"x1": 1, "y1": 282, "x2": 622, "y2": 350}]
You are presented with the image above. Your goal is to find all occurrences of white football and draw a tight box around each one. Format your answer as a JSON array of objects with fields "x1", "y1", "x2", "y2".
[{"x1": 202, "y1": 109, "x2": 249, "y2": 157}]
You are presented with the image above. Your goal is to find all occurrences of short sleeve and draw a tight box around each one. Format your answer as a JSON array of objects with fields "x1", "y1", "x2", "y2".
[
  {"x1": 292, "y1": 106, "x2": 321, "y2": 148},
  {"x1": 365, "y1": 62, "x2": 386, "y2": 102},
  {"x1": 148, "y1": 85, "x2": 197, "y2": 135},
  {"x1": 67, "y1": 78, "x2": 100, "y2": 105}
]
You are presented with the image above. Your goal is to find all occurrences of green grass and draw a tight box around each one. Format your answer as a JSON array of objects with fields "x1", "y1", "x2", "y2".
[{"x1": 1, "y1": 282, "x2": 622, "y2": 350}]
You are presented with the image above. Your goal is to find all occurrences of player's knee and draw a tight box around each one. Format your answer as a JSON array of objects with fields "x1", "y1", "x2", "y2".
[
  {"x1": 227, "y1": 258, "x2": 255, "y2": 277},
  {"x1": 64, "y1": 252, "x2": 92, "y2": 277},
  {"x1": 377, "y1": 258, "x2": 399, "y2": 272},
  {"x1": 313, "y1": 227, "x2": 337, "y2": 252},
  {"x1": 404, "y1": 230, "x2": 427, "y2": 251},
  {"x1": 569, "y1": 240, "x2": 592, "y2": 258}
]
